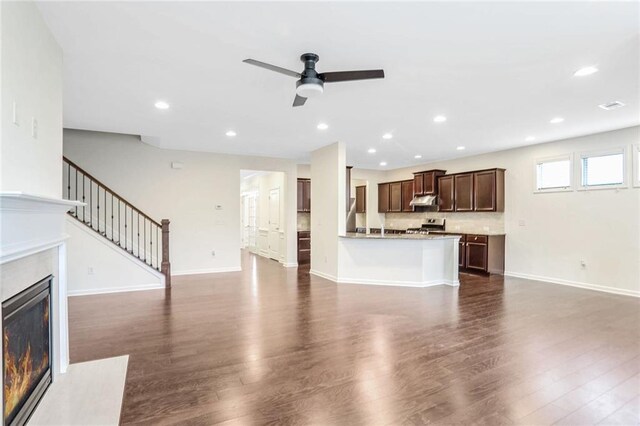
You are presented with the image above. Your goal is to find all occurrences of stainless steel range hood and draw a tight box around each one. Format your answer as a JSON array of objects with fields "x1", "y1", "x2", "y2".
[{"x1": 409, "y1": 195, "x2": 438, "y2": 207}]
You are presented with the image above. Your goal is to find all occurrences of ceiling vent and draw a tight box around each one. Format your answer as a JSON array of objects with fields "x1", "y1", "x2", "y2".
[{"x1": 598, "y1": 101, "x2": 626, "y2": 111}]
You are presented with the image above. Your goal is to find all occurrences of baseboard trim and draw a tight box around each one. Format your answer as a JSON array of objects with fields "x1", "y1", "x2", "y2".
[
  {"x1": 309, "y1": 269, "x2": 338, "y2": 282},
  {"x1": 337, "y1": 277, "x2": 459, "y2": 288},
  {"x1": 310, "y1": 269, "x2": 459, "y2": 288},
  {"x1": 172, "y1": 266, "x2": 242, "y2": 276},
  {"x1": 282, "y1": 262, "x2": 299, "y2": 268},
  {"x1": 68, "y1": 283, "x2": 164, "y2": 296},
  {"x1": 504, "y1": 271, "x2": 640, "y2": 298}
]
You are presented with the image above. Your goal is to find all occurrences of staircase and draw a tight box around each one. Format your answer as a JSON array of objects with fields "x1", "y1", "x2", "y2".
[{"x1": 62, "y1": 157, "x2": 171, "y2": 286}]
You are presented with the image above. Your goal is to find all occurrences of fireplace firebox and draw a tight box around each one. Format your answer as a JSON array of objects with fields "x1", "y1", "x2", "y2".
[{"x1": 2, "y1": 276, "x2": 52, "y2": 426}]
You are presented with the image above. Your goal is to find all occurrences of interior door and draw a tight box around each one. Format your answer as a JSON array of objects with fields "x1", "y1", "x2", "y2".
[{"x1": 268, "y1": 188, "x2": 280, "y2": 260}]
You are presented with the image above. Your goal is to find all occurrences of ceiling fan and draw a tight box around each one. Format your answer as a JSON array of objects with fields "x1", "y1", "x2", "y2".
[{"x1": 243, "y1": 53, "x2": 385, "y2": 107}]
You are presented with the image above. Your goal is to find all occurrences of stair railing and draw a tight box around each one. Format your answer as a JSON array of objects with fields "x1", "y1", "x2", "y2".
[{"x1": 63, "y1": 156, "x2": 171, "y2": 286}]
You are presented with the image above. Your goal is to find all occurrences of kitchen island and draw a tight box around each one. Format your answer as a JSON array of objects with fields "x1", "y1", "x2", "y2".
[{"x1": 335, "y1": 232, "x2": 461, "y2": 287}]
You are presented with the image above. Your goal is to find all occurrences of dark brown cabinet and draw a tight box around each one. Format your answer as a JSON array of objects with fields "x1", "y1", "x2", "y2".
[
  {"x1": 297, "y1": 231, "x2": 310, "y2": 264},
  {"x1": 355, "y1": 185, "x2": 366, "y2": 213},
  {"x1": 297, "y1": 179, "x2": 311, "y2": 212},
  {"x1": 438, "y1": 175, "x2": 455, "y2": 212},
  {"x1": 401, "y1": 180, "x2": 414, "y2": 212},
  {"x1": 454, "y1": 173, "x2": 474, "y2": 212},
  {"x1": 458, "y1": 234, "x2": 505, "y2": 274},
  {"x1": 473, "y1": 169, "x2": 505, "y2": 212},
  {"x1": 458, "y1": 235, "x2": 466, "y2": 268},
  {"x1": 378, "y1": 183, "x2": 390, "y2": 213},
  {"x1": 413, "y1": 170, "x2": 446, "y2": 195},
  {"x1": 389, "y1": 182, "x2": 402, "y2": 212}
]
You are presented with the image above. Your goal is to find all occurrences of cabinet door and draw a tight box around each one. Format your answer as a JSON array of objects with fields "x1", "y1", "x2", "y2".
[
  {"x1": 378, "y1": 183, "x2": 390, "y2": 213},
  {"x1": 423, "y1": 172, "x2": 436, "y2": 194},
  {"x1": 466, "y1": 242, "x2": 488, "y2": 271},
  {"x1": 454, "y1": 173, "x2": 474, "y2": 212},
  {"x1": 438, "y1": 175, "x2": 454, "y2": 212},
  {"x1": 297, "y1": 180, "x2": 305, "y2": 212},
  {"x1": 303, "y1": 180, "x2": 311, "y2": 212},
  {"x1": 401, "y1": 180, "x2": 414, "y2": 212},
  {"x1": 474, "y1": 170, "x2": 496, "y2": 211},
  {"x1": 389, "y1": 182, "x2": 402, "y2": 212},
  {"x1": 355, "y1": 186, "x2": 366, "y2": 213},
  {"x1": 413, "y1": 173, "x2": 423, "y2": 195}
]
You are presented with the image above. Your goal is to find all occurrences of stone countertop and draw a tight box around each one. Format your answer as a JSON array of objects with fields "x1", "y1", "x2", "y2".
[
  {"x1": 342, "y1": 232, "x2": 460, "y2": 241},
  {"x1": 367, "y1": 228, "x2": 505, "y2": 236}
]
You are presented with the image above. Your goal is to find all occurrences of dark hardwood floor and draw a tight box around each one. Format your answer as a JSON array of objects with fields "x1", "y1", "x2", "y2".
[{"x1": 68, "y1": 251, "x2": 640, "y2": 425}]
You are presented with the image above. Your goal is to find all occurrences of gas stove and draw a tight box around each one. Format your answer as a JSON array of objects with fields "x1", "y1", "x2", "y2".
[{"x1": 405, "y1": 218, "x2": 446, "y2": 234}]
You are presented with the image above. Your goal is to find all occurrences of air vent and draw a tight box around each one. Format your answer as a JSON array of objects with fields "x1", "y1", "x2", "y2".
[{"x1": 598, "y1": 101, "x2": 626, "y2": 111}]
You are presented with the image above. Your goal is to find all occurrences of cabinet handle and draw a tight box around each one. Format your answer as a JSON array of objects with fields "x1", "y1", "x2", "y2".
[{"x1": 474, "y1": 236, "x2": 478, "y2": 240}]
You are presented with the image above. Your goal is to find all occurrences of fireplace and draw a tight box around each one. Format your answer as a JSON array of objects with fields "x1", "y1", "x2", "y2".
[{"x1": 2, "y1": 276, "x2": 52, "y2": 426}]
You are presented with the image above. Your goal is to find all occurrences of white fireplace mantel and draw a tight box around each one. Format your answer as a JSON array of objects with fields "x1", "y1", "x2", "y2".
[{"x1": 0, "y1": 192, "x2": 84, "y2": 264}]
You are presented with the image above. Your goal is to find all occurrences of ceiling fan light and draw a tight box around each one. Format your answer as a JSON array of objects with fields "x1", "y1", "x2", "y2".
[{"x1": 296, "y1": 82, "x2": 324, "y2": 98}]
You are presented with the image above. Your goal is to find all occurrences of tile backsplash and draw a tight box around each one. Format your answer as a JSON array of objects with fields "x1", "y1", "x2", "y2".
[
  {"x1": 384, "y1": 212, "x2": 504, "y2": 234},
  {"x1": 297, "y1": 212, "x2": 310, "y2": 231}
]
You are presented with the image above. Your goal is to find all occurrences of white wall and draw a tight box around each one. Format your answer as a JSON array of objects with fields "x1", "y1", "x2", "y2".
[
  {"x1": 310, "y1": 142, "x2": 346, "y2": 279},
  {"x1": 1, "y1": 1, "x2": 63, "y2": 198},
  {"x1": 241, "y1": 171, "x2": 286, "y2": 262},
  {"x1": 382, "y1": 126, "x2": 640, "y2": 295},
  {"x1": 63, "y1": 129, "x2": 298, "y2": 275},
  {"x1": 66, "y1": 217, "x2": 163, "y2": 295}
]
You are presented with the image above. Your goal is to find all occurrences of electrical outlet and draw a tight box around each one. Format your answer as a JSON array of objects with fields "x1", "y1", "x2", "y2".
[
  {"x1": 211, "y1": 250, "x2": 216, "y2": 257},
  {"x1": 88, "y1": 267, "x2": 94, "y2": 275},
  {"x1": 519, "y1": 220, "x2": 526, "y2": 227},
  {"x1": 580, "y1": 260, "x2": 587, "y2": 268}
]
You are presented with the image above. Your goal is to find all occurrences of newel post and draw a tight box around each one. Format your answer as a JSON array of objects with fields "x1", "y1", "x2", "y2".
[{"x1": 161, "y1": 219, "x2": 171, "y2": 287}]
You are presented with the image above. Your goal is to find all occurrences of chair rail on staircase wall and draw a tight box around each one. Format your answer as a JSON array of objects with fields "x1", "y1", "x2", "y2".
[{"x1": 63, "y1": 156, "x2": 171, "y2": 287}]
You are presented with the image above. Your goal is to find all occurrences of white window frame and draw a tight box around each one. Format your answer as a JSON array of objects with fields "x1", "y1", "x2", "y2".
[
  {"x1": 534, "y1": 154, "x2": 574, "y2": 193},
  {"x1": 633, "y1": 143, "x2": 640, "y2": 188},
  {"x1": 577, "y1": 146, "x2": 627, "y2": 191}
]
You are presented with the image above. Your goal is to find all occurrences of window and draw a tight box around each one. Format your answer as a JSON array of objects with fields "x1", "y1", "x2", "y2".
[
  {"x1": 579, "y1": 148, "x2": 625, "y2": 189},
  {"x1": 536, "y1": 155, "x2": 572, "y2": 191}
]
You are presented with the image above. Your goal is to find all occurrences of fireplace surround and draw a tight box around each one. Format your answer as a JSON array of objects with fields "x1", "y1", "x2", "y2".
[{"x1": 2, "y1": 275, "x2": 52, "y2": 426}]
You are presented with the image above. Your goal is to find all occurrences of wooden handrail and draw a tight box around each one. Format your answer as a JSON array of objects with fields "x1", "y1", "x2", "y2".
[{"x1": 63, "y1": 156, "x2": 162, "y2": 227}]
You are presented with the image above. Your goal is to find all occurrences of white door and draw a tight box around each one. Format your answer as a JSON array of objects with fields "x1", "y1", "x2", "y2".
[{"x1": 268, "y1": 188, "x2": 280, "y2": 260}]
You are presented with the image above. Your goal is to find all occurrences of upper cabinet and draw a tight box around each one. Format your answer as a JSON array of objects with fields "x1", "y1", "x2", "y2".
[
  {"x1": 401, "y1": 180, "x2": 414, "y2": 212},
  {"x1": 413, "y1": 170, "x2": 446, "y2": 195},
  {"x1": 297, "y1": 179, "x2": 311, "y2": 212},
  {"x1": 378, "y1": 183, "x2": 390, "y2": 213},
  {"x1": 355, "y1": 185, "x2": 366, "y2": 213},
  {"x1": 438, "y1": 168, "x2": 505, "y2": 212},
  {"x1": 438, "y1": 175, "x2": 455, "y2": 212},
  {"x1": 454, "y1": 173, "x2": 474, "y2": 212}
]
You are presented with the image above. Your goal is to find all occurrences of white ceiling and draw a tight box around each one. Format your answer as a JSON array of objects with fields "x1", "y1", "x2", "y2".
[{"x1": 37, "y1": 1, "x2": 639, "y2": 169}]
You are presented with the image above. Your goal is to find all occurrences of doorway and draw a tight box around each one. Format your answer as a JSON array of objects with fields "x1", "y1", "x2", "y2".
[{"x1": 268, "y1": 188, "x2": 280, "y2": 260}]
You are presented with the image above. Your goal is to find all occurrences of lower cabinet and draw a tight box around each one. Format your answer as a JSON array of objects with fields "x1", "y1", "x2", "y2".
[
  {"x1": 297, "y1": 231, "x2": 310, "y2": 265},
  {"x1": 459, "y1": 234, "x2": 504, "y2": 274}
]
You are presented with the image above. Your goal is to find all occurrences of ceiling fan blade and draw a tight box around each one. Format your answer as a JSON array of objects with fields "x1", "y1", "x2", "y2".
[
  {"x1": 243, "y1": 59, "x2": 301, "y2": 78},
  {"x1": 320, "y1": 69, "x2": 385, "y2": 83},
  {"x1": 293, "y1": 94, "x2": 307, "y2": 107}
]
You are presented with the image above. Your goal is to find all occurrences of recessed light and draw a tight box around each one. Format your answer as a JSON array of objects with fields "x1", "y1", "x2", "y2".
[
  {"x1": 382, "y1": 133, "x2": 393, "y2": 140},
  {"x1": 573, "y1": 66, "x2": 598, "y2": 77},
  {"x1": 550, "y1": 117, "x2": 564, "y2": 124},
  {"x1": 317, "y1": 123, "x2": 328, "y2": 130},
  {"x1": 599, "y1": 101, "x2": 625, "y2": 111},
  {"x1": 379, "y1": 161, "x2": 387, "y2": 166},
  {"x1": 525, "y1": 136, "x2": 536, "y2": 142},
  {"x1": 367, "y1": 148, "x2": 377, "y2": 154},
  {"x1": 414, "y1": 155, "x2": 422, "y2": 159},
  {"x1": 154, "y1": 101, "x2": 170, "y2": 110},
  {"x1": 456, "y1": 146, "x2": 465, "y2": 151},
  {"x1": 433, "y1": 115, "x2": 447, "y2": 123},
  {"x1": 225, "y1": 130, "x2": 237, "y2": 137}
]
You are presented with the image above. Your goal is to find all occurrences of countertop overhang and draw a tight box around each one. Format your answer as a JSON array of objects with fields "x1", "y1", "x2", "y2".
[{"x1": 341, "y1": 232, "x2": 461, "y2": 240}]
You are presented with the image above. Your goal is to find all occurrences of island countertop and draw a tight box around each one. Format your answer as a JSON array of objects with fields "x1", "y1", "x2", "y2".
[{"x1": 341, "y1": 232, "x2": 460, "y2": 240}]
